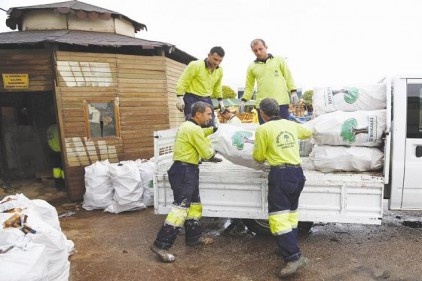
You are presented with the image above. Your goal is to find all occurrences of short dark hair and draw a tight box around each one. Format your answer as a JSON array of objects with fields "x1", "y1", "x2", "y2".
[
  {"x1": 210, "y1": 46, "x2": 225, "y2": 57},
  {"x1": 259, "y1": 98, "x2": 279, "y2": 117},
  {"x1": 192, "y1": 101, "x2": 213, "y2": 116},
  {"x1": 250, "y1": 39, "x2": 266, "y2": 48},
  {"x1": 221, "y1": 108, "x2": 230, "y2": 114}
]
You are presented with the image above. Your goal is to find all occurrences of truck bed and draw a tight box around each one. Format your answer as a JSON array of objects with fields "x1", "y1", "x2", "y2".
[{"x1": 153, "y1": 129, "x2": 384, "y2": 225}]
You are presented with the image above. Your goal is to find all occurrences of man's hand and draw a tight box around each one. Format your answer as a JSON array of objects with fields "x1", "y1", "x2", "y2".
[
  {"x1": 176, "y1": 96, "x2": 185, "y2": 112},
  {"x1": 290, "y1": 91, "x2": 299, "y2": 106},
  {"x1": 239, "y1": 100, "x2": 246, "y2": 114},
  {"x1": 218, "y1": 99, "x2": 225, "y2": 113}
]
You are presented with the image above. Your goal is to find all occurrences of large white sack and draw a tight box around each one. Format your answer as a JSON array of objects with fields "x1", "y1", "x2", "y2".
[
  {"x1": 309, "y1": 145, "x2": 384, "y2": 172},
  {"x1": 211, "y1": 123, "x2": 265, "y2": 170},
  {"x1": 105, "y1": 161, "x2": 146, "y2": 213},
  {"x1": 0, "y1": 194, "x2": 73, "y2": 281},
  {"x1": 299, "y1": 139, "x2": 314, "y2": 157},
  {"x1": 313, "y1": 83, "x2": 387, "y2": 117},
  {"x1": 83, "y1": 160, "x2": 114, "y2": 210},
  {"x1": 0, "y1": 230, "x2": 48, "y2": 281},
  {"x1": 312, "y1": 110, "x2": 386, "y2": 147},
  {"x1": 135, "y1": 159, "x2": 155, "y2": 207}
]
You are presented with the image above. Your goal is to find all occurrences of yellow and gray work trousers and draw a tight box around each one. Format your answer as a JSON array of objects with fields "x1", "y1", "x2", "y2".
[
  {"x1": 268, "y1": 165, "x2": 305, "y2": 262},
  {"x1": 153, "y1": 161, "x2": 203, "y2": 249}
]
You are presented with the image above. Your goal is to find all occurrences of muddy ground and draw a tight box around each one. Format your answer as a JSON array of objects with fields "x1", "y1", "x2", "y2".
[{"x1": 1, "y1": 179, "x2": 422, "y2": 281}]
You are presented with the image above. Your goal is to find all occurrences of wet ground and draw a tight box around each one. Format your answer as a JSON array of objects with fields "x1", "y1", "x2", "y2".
[{"x1": 1, "y1": 179, "x2": 422, "y2": 281}]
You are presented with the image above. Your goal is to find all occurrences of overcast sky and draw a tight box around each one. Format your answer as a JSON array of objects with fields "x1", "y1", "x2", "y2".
[{"x1": 1, "y1": 0, "x2": 422, "y2": 91}]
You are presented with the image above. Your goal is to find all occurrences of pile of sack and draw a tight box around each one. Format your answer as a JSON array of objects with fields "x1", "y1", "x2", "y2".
[
  {"x1": 82, "y1": 159, "x2": 155, "y2": 213},
  {"x1": 308, "y1": 83, "x2": 387, "y2": 172},
  {"x1": 0, "y1": 194, "x2": 74, "y2": 281}
]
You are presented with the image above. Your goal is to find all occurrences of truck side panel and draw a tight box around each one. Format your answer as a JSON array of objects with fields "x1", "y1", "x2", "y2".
[{"x1": 154, "y1": 129, "x2": 383, "y2": 225}]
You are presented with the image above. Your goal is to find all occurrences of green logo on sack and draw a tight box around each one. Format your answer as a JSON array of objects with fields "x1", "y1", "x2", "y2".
[
  {"x1": 231, "y1": 131, "x2": 254, "y2": 150},
  {"x1": 332, "y1": 87, "x2": 359, "y2": 104},
  {"x1": 341, "y1": 118, "x2": 369, "y2": 144}
]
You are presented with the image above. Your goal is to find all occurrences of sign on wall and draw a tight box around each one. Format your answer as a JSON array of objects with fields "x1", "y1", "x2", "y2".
[{"x1": 2, "y1": 74, "x2": 29, "y2": 89}]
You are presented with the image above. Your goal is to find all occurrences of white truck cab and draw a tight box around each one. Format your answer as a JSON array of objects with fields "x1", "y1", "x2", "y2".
[
  {"x1": 153, "y1": 76, "x2": 422, "y2": 232},
  {"x1": 390, "y1": 76, "x2": 422, "y2": 210}
]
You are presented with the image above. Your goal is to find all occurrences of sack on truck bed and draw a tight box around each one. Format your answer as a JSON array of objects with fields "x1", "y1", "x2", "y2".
[
  {"x1": 309, "y1": 145, "x2": 384, "y2": 172},
  {"x1": 313, "y1": 83, "x2": 386, "y2": 117},
  {"x1": 312, "y1": 110, "x2": 386, "y2": 147},
  {"x1": 211, "y1": 123, "x2": 265, "y2": 170}
]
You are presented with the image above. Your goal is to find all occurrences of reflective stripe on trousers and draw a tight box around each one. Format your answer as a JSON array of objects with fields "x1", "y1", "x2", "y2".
[
  {"x1": 268, "y1": 165, "x2": 305, "y2": 262},
  {"x1": 153, "y1": 161, "x2": 203, "y2": 249}
]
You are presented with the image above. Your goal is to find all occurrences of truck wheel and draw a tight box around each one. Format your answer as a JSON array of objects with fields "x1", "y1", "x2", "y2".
[{"x1": 242, "y1": 219, "x2": 313, "y2": 236}]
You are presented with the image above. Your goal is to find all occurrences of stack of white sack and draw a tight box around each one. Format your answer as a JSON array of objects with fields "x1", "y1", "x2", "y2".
[
  {"x1": 309, "y1": 145, "x2": 384, "y2": 172},
  {"x1": 0, "y1": 193, "x2": 74, "y2": 281},
  {"x1": 308, "y1": 81, "x2": 388, "y2": 172},
  {"x1": 313, "y1": 83, "x2": 386, "y2": 117},
  {"x1": 83, "y1": 159, "x2": 156, "y2": 213},
  {"x1": 310, "y1": 109, "x2": 386, "y2": 147}
]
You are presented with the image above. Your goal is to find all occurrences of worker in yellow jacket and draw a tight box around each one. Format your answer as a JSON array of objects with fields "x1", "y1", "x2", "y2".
[
  {"x1": 239, "y1": 39, "x2": 298, "y2": 123},
  {"x1": 47, "y1": 124, "x2": 64, "y2": 188},
  {"x1": 253, "y1": 98, "x2": 312, "y2": 278},
  {"x1": 150, "y1": 101, "x2": 217, "y2": 263}
]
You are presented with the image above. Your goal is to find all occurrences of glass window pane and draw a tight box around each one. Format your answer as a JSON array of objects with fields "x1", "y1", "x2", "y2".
[{"x1": 406, "y1": 84, "x2": 422, "y2": 138}]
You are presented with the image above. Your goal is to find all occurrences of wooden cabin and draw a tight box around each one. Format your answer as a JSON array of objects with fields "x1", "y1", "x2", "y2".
[{"x1": 0, "y1": 1, "x2": 192, "y2": 200}]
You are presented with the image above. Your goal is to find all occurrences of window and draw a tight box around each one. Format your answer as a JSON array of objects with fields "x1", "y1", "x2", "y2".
[
  {"x1": 84, "y1": 98, "x2": 120, "y2": 138},
  {"x1": 406, "y1": 84, "x2": 422, "y2": 139}
]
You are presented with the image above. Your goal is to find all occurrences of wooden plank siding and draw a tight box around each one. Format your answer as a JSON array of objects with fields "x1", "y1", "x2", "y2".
[
  {"x1": 0, "y1": 49, "x2": 54, "y2": 92},
  {"x1": 54, "y1": 51, "x2": 186, "y2": 200},
  {"x1": 55, "y1": 51, "x2": 122, "y2": 200},
  {"x1": 165, "y1": 57, "x2": 186, "y2": 128}
]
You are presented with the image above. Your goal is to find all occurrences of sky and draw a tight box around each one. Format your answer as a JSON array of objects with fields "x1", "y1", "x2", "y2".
[{"x1": 1, "y1": 0, "x2": 422, "y2": 91}]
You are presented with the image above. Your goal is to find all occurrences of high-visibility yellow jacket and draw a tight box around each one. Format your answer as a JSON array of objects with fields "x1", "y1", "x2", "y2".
[
  {"x1": 173, "y1": 120, "x2": 215, "y2": 165},
  {"x1": 176, "y1": 59, "x2": 223, "y2": 99},
  {"x1": 47, "y1": 124, "x2": 60, "y2": 152},
  {"x1": 243, "y1": 55, "x2": 296, "y2": 106},
  {"x1": 253, "y1": 118, "x2": 312, "y2": 166}
]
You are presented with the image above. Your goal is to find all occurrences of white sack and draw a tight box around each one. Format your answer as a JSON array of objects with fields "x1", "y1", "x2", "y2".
[
  {"x1": 82, "y1": 160, "x2": 114, "y2": 210},
  {"x1": 312, "y1": 110, "x2": 386, "y2": 147},
  {"x1": 211, "y1": 123, "x2": 265, "y2": 170},
  {"x1": 299, "y1": 139, "x2": 314, "y2": 157},
  {"x1": 0, "y1": 194, "x2": 73, "y2": 281},
  {"x1": 0, "y1": 233, "x2": 48, "y2": 281},
  {"x1": 313, "y1": 83, "x2": 386, "y2": 117},
  {"x1": 309, "y1": 145, "x2": 384, "y2": 172},
  {"x1": 135, "y1": 159, "x2": 155, "y2": 207},
  {"x1": 105, "y1": 161, "x2": 145, "y2": 213}
]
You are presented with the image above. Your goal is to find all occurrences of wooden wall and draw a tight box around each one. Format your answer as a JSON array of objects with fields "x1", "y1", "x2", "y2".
[
  {"x1": 165, "y1": 57, "x2": 187, "y2": 127},
  {"x1": 54, "y1": 51, "x2": 186, "y2": 200},
  {"x1": 0, "y1": 49, "x2": 54, "y2": 92}
]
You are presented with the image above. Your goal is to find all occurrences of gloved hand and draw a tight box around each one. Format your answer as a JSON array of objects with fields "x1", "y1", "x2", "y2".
[
  {"x1": 239, "y1": 100, "x2": 246, "y2": 114},
  {"x1": 290, "y1": 91, "x2": 299, "y2": 106},
  {"x1": 218, "y1": 99, "x2": 225, "y2": 113},
  {"x1": 176, "y1": 96, "x2": 185, "y2": 112}
]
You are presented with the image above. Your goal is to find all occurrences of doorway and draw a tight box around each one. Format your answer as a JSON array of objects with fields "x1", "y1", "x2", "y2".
[{"x1": 0, "y1": 91, "x2": 59, "y2": 183}]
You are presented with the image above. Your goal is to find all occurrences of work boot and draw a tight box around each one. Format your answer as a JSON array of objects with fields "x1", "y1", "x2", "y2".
[
  {"x1": 278, "y1": 256, "x2": 309, "y2": 278},
  {"x1": 150, "y1": 245, "x2": 175, "y2": 263},
  {"x1": 186, "y1": 236, "x2": 214, "y2": 246}
]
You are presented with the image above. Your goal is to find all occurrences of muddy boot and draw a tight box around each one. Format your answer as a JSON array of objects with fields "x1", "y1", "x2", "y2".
[
  {"x1": 278, "y1": 256, "x2": 309, "y2": 278},
  {"x1": 150, "y1": 245, "x2": 175, "y2": 263},
  {"x1": 186, "y1": 236, "x2": 214, "y2": 246}
]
